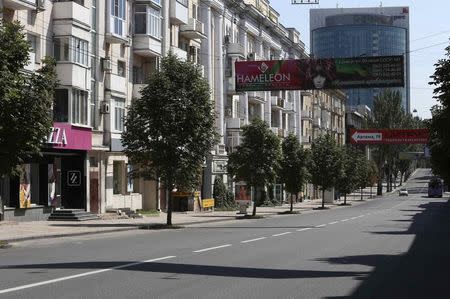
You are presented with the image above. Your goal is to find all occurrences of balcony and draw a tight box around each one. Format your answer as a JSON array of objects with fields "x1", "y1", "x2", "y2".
[
  {"x1": 106, "y1": 16, "x2": 128, "y2": 44},
  {"x1": 313, "y1": 118, "x2": 321, "y2": 127},
  {"x1": 180, "y1": 18, "x2": 206, "y2": 39},
  {"x1": 226, "y1": 43, "x2": 245, "y2": 57},
  {"x1": 53, "y1": 1, "x2": 91, "y2": 29},
  {"x1": 105, "y1": 73, "x2": 127, "y2": 94},
  {"x1": 271, "y1": 96, "x2": 283, "y2": 110},
  {"x1": 133, "y1": 35, "x2": 162, "y2": 57},
  {"x1": 2, "y1": 0, "x2": 35, "y2": 10},
  {"x1": 248, "y1": 91, "x2": 265, "y2": 104},
  {"x1": 170, "y1": 0, "x2": 188, "y2": 25},
  {"x1": 132, "y1": 84, "x2": 145, "y2": 99},
  {"x1": 301, "y1": 110, "x2": 313, "y2": 119},
  {"x1": 170, "y1": 46, "x2": 187, "y2": 61},
  {"x1": 56, "y1": 63, "x2": 90, "y2": 90},
  {"x1": 226, "y1": 118, "x2": 244, "y2": 130}
]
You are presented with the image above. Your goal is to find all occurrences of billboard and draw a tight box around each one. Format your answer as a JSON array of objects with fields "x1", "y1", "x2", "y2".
[
  {"x1": 350, "y1": 129, "x2": 429, "y2": 144},
  {"x1": 235, "y1": 55, "x2": 404, "y2": 92}
]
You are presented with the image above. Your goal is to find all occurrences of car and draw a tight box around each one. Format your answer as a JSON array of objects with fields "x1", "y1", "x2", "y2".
[{"x1": 399, "y1": 188, "x2": 408, "y2": 196}]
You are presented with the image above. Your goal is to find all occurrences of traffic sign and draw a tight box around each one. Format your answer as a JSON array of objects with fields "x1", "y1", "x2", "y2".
[{"x1": 350, "y1": 129, "x2": 429, "y2": 144}]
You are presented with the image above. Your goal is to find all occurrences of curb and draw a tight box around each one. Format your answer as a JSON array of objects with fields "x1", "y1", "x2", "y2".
[{"x1": 2, "y1": 195, "x2": 383, "y2": 244}]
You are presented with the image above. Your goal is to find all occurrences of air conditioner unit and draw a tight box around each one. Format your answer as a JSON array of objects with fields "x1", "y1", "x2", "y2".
[
  {"x1": 101, "y1": 57, "x2": 112, "y2": 72},
  {"x1": 36, "y1": 0, "x2": 46, "y2": 10},
  {"x1": 100, "y1": 101, "x2": 110, "y2": 114},
  {"x1": 224, "y1": 35, "x2": 230, "y2": 45},
  {"x1": 247, "y1": 52, "x2": 256, "y2": 61}
]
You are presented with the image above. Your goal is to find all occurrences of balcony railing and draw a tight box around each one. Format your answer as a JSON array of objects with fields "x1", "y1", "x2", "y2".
[{"x1": 180, "y1": 18, "x2": 205, "y2": 39}]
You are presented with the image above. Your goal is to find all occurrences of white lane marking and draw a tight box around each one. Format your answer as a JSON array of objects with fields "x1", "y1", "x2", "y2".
[
  {"x1": 193, "y1": 244, "x2": 232, "y2": 253},
  {"x1": 272, "y1": 232, "x2": 292, "y2": 237},
  {"x1": 0, "y1": 256, "x2": 176, "y2": 295},
  {"x1": 357, "y1": 215, "x2": 365, "y2": 218},
  {"x1": 315, "y1": 224, "x2": 326, "y2": 228},
  {"x1": 328, "y1": 221, "x2": 339, "y2": 225},
  {"x1": 296, "y1": 228, "x2": 312, "y2": 232},
  {"x1": 241, "y1": 237, "x2": 267, "y2": 243},
  {"x1": 341, "y1": 218, "x2": 350, "y2": 222},
  {"x1": 350, "y1": 217, "x2": 358, "y2": 220}
]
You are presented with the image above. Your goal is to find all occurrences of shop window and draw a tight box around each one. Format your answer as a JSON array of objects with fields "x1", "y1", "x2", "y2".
[
  {"x1": 53, "y1": 89, "x2": 69, "y2": 122},
  {"x1": 127, "y1": 164, "x2": 140, "y2": 193},
  {"x1": 113, "y1": 161, "x2": 125, "y2": 194}
]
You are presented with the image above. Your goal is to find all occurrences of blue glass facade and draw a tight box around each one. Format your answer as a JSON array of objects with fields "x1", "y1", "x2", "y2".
[{"x1": 312, "y1": 23, "x2": 409, "y2": 111}]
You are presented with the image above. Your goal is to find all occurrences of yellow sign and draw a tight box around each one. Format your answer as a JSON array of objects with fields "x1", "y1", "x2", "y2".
[{"x1": 202, "y1": 198, "x2": 215, "y2": 208}]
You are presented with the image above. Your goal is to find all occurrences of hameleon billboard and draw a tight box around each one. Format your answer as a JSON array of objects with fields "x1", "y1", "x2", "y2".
[{"x1": 235, "y1": 55, "x2": 404, "y2": 92}]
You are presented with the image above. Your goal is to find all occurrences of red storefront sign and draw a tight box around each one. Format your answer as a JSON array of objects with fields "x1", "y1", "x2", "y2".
[
  {"x1": 350, "y1": 129, "x2": 429, "y2": 144},
  {"x1": 45, "y1": 122, "x2": 92, "y2": 150}
]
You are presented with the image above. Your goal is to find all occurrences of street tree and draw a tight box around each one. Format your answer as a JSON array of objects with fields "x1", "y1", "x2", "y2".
[
  {"x1": 122, "y1": 53, "x2": 217, "y2": 226},
  {"x1": 213, "y1": 176, "x2": 234, "y2": 209},
  {"x1": 356, "y1": 151, "x2": 369, "y2": 200},
  {"x1": 310, "y1": 134, "x2": 343, "y2": 209},
  {"x1": 279, "y1": 133, "x2": 309, "y2": 212},
  {"x1": 227, "y1": 118, "x2": 281, "y2": 216},
  {"x1": 367, "y1": 160, "x2": 379, "y2": 198},
  {"x1": 336, "y1": 146, "x2": 360, "y2": 205},
  {"x1": 0, "y1": 20, "x2": 58, "y2": 220},
  {"x1": 369, "y1": 89, "x2": 405, "y2": 195},
  {"x1": 429, "y1": 43, "x2": 450, "y2": 184}
]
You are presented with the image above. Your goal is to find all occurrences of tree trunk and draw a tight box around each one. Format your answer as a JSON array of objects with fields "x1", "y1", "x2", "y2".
[
  {"x1": 377, "y1": 178, "x2": 383, "y2": 196},
  {"x1": 344, "y1": 193, "x2": 347, "y2": 205},
  {"x1": 166, "y1": 186, "x2": 173, "y2": 226},
  {"x1": 360, "y1": 187, "x2": 363, "y2": 201},
  {"x1": 0, "y1": 177, "x2": 4, "y2": 221},
  {"x1": 370, "y1": 186, "x2": 373, "y2": 198},
  {"x1": 321, "y1": 189, "x2": 325, "y2": 209},
  {"x1": 290, "y1": 194, "x2": 294, "y2": 212},
  {"x1": 252, "y1": 186, "x2": 257, "y2": 216}
]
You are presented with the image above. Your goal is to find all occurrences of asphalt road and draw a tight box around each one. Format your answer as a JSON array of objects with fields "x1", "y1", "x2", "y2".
[{"x1": 1, "y1": 168, "x2": 449, "y2": 299}]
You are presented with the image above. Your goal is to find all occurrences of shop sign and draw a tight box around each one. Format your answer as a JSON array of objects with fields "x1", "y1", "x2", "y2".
[
  {"x1": 235, "y1": 55, "x2": 404, "y2": 92},
  {"x1": 67, "y1": 170, "x2": 81, "y2": 187},
  {"x1": 45, "y1": 122, "x2": 92, "y2": 150},
  {"x1": 202, "y1": 198, "x2": 215, "y2": 208},
  {"x1": 235, "y1": 183, "x2": 251, "y2": 204}
]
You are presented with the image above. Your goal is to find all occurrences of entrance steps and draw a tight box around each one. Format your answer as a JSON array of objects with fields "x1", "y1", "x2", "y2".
[{"x1": 48, "y1": 209, "x2": 100, "y2": 221}]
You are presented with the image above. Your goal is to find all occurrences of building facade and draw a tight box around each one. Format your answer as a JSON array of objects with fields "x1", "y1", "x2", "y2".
[
  {"x1": 310, "y1": 7, "x2": 410, "y2": 112},
  {"x1": 0, "y1": 0, "x2": 314, "y2": 220}
]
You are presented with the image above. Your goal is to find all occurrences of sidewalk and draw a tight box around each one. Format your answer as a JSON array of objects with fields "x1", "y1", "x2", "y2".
[{"x1": 0, "y1": 196, "x2": 376, "y2": 243}]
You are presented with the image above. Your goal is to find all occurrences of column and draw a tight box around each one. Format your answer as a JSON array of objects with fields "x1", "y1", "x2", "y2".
[{"x1": 213, "y1": 9, "x2": 224, "y2": 144}]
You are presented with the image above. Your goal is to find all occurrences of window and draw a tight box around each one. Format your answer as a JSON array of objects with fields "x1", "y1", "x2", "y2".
[
  {"x1": 53, "y1": 89, "x2": 69, "y2": 122},
  {"x1": 118, "y1": 60, "x2": 126, "y2": 77},
  {"x1": 90, "y1": 81, "x2": 97, "y2": 128},
  {"x1": 113, "y1": 161, "x2": 125, "y2": 194},
  {"x1": 54, "y1": 37, "x2": 88, "y2": 66},
  {"x1": 111, "y1": 0, "x2": 126, "y2": 36},
  {"x1": 127, "y1": 164, "x2": 140, "y2": 193},
  {"x1": 176, "y1": 0, "x2": 188, "y2": 6},
  {"x1": 134, "y1": 4, "x2": 161, "y2": 38},
  {"x1": 192, "y1": 3, "x2": 197, "y2": 19},
  {"x1": 71, "y1": 89, "x2": 89, "y2": 125},
  {"x1": 113, "y1": 97, "x2": 125, "y2": 131}
]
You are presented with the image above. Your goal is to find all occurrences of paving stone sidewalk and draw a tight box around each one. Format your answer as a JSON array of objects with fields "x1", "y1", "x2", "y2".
[{"x1": 0, "y1": 193, "x2": 382, "y2": 243}]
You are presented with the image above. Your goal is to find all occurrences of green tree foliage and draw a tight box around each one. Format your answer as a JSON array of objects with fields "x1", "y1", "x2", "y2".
[
  {"x1": 227, "y1": 118, "x2": 281, "y2": 216},
  {"x1": 0, "y1": 21, "x2": 58, "y2": 220},
  {"x1": 122, "y1": 53, "x2": 217, "y2": 225},
  {"x1": 213, "y1": 176, "x2": 234, "y2": 209},
  {"x1": 369, "y1": 89, "x2": 406, "y2": 194},
  {"x1": 0, "y1": 21, "x2": 58, "y2": 177},
  {"x1": 367, "y1": 160, "x2": 379, "y2": 198},
  {"x1": 429, "y1": 43, "x2": 450, "y2": 184},
  {"x1": 279, "y1": 133, "x2": 309, "y2": 212},
  {"x1": 336, "y1": 146, "x2": 361, "y2": 205},
  {"x1": 310, "y1": 134, "x2": 343, "y2": 208}
]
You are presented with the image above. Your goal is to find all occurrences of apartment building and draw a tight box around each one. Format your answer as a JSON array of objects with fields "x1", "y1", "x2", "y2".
[
  {"x1": 0, "y1": 0, "x2": 311, "y2": 219},
  {"x1": 199, "y1": 0, "x2": 307, "y2": 201}
]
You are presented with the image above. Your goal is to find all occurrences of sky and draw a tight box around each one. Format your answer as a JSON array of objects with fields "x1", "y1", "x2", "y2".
[{"x1": 269, "y1": 0, "x2": 450, "y2": 119}]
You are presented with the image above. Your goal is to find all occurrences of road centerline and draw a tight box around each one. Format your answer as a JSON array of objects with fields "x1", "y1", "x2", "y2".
[
  {"x1": 241, "y1": 237, "x2": 267, "y2": 243},
  {"x1": 328, "y1": 221, "x2": 339, "y2": 225},
  {"x1": 315, "y1": 224, "x2": 326, "y2": 228},
  {"x1": 296, "y1": 228, "x2": 312, "y2": 232},
  {"x1": 272, "y1": 232, "x2": 293, "y2": 237},
  {"x1": 0, "y1": 256, "x2": 176, "y2": 295},
  {"x1": 193, "y1": 244, "x2": 232, "y2": 253}
]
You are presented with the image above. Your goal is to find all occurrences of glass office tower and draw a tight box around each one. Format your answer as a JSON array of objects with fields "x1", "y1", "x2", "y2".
[{"x1": 310, "y1": 7, "x2": 410, "y2": 112}]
